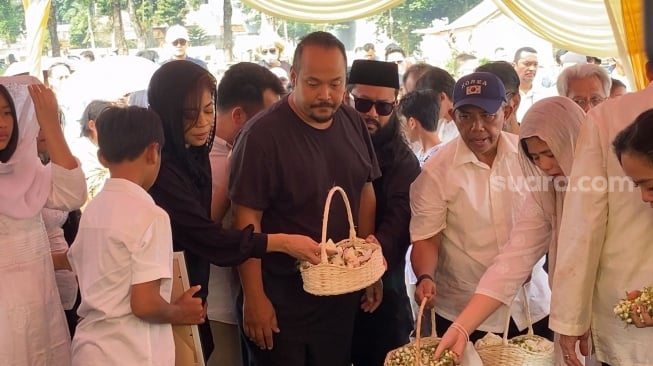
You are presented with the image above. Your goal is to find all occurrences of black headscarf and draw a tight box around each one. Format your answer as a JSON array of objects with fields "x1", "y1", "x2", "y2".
[{"x1": 148, "y1": 60, "x2": 217, "y2": 187}]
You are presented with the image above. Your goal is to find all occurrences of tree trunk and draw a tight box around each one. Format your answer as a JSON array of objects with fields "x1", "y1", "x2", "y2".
[
  {"x1": 223, "y1": 0, "x2": 233, "y2": 63},
  {"x1": 127, "y1": 0, "x2": 154, "y2": 49},
  {"x1": 47, "y1": 1, "x2": 61, "y2": 57},
  {"x1": 112, "y1": 0, "x2": 129, "y2": 55},
  {"x1": 87, "y1": 1, "x2": 96, "y2": 49}
]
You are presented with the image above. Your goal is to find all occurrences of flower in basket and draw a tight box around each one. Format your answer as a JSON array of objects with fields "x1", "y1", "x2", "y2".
[
  {"x1": 613, "y1": 286, "x2": 653, "y2": 325},
  {"x1": 385, "y1": 344, "x2": 458, "y2": 366}
]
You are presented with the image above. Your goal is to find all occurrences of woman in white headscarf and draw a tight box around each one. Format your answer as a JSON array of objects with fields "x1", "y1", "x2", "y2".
[
  {"x1": 432, "y1": 96, "x2": 589, "y2": 363},
  {"x1": 0, "y1": 76, "x2": 86, "y2": 365}
]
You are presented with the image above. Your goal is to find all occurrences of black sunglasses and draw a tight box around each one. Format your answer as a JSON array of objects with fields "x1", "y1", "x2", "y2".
[
  {"x1": 353, "y1": 96, "x2": 394, "y2": 116},
  {"x1": 172, "y1": 39, "x2": 187, "y2": 46},
  {"x1": 261, "y1": 48, "x2": 277, "y2": 55}
]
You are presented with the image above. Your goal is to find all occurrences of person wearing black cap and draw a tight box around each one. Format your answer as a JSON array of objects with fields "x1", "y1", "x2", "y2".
[
  {"x1": 229, "y1": 32, "x2": 381, "y2": 366},
  {"x1": 346, "y1": 59, "x2": 420, "y2": 366},
  {"x1": 410, "y1": 72, "x2": 552, "y2": 351}
]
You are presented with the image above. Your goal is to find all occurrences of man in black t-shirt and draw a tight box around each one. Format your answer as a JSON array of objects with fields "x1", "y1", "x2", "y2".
[
  {"x1": 229, "y1": 32, "x2": 381, "y2": 366},
  {"x1": 346, "y1": 60, "x2": 421, "y2": 366}
]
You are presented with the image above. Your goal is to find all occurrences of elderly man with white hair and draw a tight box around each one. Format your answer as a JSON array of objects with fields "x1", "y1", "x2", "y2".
[{"x1": 557, "y1": 63, "x2": 611, "y2": 113}]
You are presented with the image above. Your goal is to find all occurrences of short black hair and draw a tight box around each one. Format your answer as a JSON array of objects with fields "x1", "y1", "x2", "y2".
[
  {"x1": 476, "y1": 61, "x2": 520, "y2": 94},
  {"x1": 217, "y1": 62, "x2": 285, "y2": 116},
  {"x1": 513, "y1": 47, "x2": 538, "y2": 63},
  {"x1": 95, "y1": 106, "x2": 164, "y2": 163},
  {"x1": 136, "y1": 49, "x2": 159, "y2": 63},
  {"x1": 397, "y1": 89, "x2": 440, "y2": 132},
  {"x1": 79, "y1": 100, "x2": 113, "y2": 138},
  {"x1": 47, "y1": 62, "x2": 72, "y2": 77},
  {"x1": 414, "y1": 66, "x2": 455, "y2": 101},
  {"x1": 0, "y1": 84, "x2": 19, "y2": 163},
  {"x1": 292, "y1": 31, "x2": 347, "y2": 74},
  {"x1": 385, "y1": 44, "x2": 405, "y2": 60},
  {"x1": 613, "y1": 109, "x2": 653, "y2": 165},
  {"x1": 80, "y1": 50, "x2": 95, "y2": 61},
  {"x1": 610, "y1": 78, "x2": 626, "y2": 93},
  {"x1": 363, "y1": 43, "x2": 375, "y2": 52},
  {"x1": 403, "y1": 63, "x2": 433, "y2": 86}
]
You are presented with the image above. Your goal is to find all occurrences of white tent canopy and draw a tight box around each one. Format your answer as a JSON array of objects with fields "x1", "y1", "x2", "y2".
[{"x1": 241, "y1": 0, "x2": 404, "y2": 23}]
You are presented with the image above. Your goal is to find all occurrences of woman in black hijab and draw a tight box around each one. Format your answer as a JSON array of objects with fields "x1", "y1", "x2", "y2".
[{"x1": 147, "y1": 61, "x2": 322, "y2": 359}]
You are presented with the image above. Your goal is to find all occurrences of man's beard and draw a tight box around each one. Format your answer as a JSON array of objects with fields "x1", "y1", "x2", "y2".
[{"x1": 309, "y1": 102, "x2": 337, "y2": 123}]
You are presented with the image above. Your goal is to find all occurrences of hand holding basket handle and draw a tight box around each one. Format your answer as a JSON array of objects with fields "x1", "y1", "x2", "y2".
[{"x1": 299, "y1": 186, "x2": 385, "y2": 296}]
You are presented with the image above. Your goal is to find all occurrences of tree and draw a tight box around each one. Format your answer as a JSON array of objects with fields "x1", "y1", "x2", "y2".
[
  {"x1": 127, "y1": 0, "x2": 154, "y2": 49},
  {"x1": 374, "y1": 0, "x2": 482, "y2": 54},
  {"x1": 0, "y1": 0, "x2": 25, "y2": 44},
  {"x1": 48, "y1": 1, "x2": 62, "y2": 56},
  {"x1": 223, "y1": 0, "x2": 233, "y2": 62},
  {"x1": 111, "y1": 0, "x2": 128, "y2": 54}
]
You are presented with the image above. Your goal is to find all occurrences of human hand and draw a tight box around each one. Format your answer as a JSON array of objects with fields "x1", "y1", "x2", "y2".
[
  {"x1": 172, "y1": 285, "x2": 205, "y2": 325},
  {"x1": 415, "y1": 277, "x2": 436, "y2": 309},
  {"x1": 243, "y1": 292, "x2": 279, "y2": 350},
  {"x1": 361, "y1": 279, "x2": 383, "y2": 313},
  {"x1": 630, "y1": 305, "x2": 653, "y2": 328},
  {"x1": 27, "y1": 84, "x2": 60, "y2": 131},
  {"x1": 434, "y1": 325, "x2": 468, "y2": 362},
  {"x1": 283, "y1": 234, "x2": 336, "y2": 265},
  {"x1": 559, "y1": 330, "x2": 589, "y2": 366},
  {"x1": 365, "y1": 234, "x2": 387, "y2": 269}
]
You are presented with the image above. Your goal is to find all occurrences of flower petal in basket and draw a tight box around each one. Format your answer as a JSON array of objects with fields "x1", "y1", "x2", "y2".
[
  {"x1": 299, "y1": 186, "x2": 385, "y2": 296},
  {"x1": 300, "y1": 237, "x2": 385, "y2": 296}
]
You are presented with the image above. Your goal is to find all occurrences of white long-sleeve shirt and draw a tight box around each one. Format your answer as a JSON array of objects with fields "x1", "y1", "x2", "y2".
[
  {"x1": 410, "y1": 132, "x2": 550, "y2": 333},
  {"x1": 550, "y1": 83, "x2": 653, "y2": 365}
]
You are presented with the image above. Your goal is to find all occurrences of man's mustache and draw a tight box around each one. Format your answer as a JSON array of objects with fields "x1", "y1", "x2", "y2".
[{"x1": 310, "y1": 102, "x2": 335, "y2": 109}]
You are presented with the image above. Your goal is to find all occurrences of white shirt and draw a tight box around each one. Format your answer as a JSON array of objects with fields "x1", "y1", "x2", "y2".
[
  {"x1": 68, "y1": 178, "x2": 174, "y2": 366},
  {"x1": 476, "y1": 192, "x2": 553, "y2": 305},
  {"x1": 207, "y1": 138, "x2": 240, "y2": 324},
  {"x1": 410, "y1": 133, "x2": 550, "y2": 332},
  {"x1": 550, "y1": 83, "x2": 653, "y2": 365},
  {"x1": 517, "y1": 86, "x2": 555, "y2": 122},
  {"x1": 436, "y1": 118, "x2": 459, "y2": 143}
]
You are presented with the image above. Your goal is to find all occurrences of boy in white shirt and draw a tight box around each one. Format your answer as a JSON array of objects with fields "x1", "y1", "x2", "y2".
[{"x1": 60, "y1": 106, "x2": 205, "y2": 365}]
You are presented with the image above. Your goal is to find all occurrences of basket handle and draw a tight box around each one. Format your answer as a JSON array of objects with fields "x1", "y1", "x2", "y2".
[
  {"x1": 415, "y1": 297, "x2": 438, "y2": 366},
  {"x1": 320, "y1": 186, "x2": 357, "y2": 262},
  {"x1": 501, "y1": 284, "x2": 534, "y2": 344}
]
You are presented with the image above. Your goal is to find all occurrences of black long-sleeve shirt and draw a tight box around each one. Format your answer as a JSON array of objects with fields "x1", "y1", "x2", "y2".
[{"x1": 148, "y1": 157, "x2": 267, "y2": 301}]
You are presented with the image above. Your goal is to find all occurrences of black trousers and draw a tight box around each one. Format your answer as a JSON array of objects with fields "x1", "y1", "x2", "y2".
[{"x1": 434, "y1": 313, "x2": 554, "y2": 342}]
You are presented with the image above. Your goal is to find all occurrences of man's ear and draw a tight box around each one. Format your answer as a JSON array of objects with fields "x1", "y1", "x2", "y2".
[
  {"x1": 502, "y1": 104, "x2": 514, "y2": 121},
  {"x1": 290, "y1": 67, "x2": 297, "y2": 88},
  {"x1": 448, "y1": 108, "x2": 456, "y2": 121},
  {"x1": 408, "y1": 116, "x2": 417, "y2": 130},
  {"x1": 231, "y1": 106, "x2": 247, "y2": 125},
  {"x1": 510, "y1": 93, "x2": 521, "y2": 115}
]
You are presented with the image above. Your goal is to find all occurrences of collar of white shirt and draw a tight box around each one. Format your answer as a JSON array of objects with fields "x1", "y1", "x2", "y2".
[{"x1": 452, "y1": 132, "x2": 518, "y2": 169}]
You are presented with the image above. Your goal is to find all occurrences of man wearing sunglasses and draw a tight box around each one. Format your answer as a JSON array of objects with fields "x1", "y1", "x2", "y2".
[
  {"x1": 257, "y1": 41, "x2": 291, "y2": 75},
  {"x1": 164, "y1": 24, "x2": 207, "y2": 70},
  {"x1": 347, "y1": 59, "x2": 421, "y2": 366}
]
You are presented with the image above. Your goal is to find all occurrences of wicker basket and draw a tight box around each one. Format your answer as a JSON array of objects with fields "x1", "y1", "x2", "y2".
[
  {"x1": 299, "y1": 186, "x2": 385, "y2": 296},
  {"x1": 384, "y1": 298, "x2": 455, "y2": 366},
  {"x1": 475, "y1": 286, "x2": 554, "y2": 365}
]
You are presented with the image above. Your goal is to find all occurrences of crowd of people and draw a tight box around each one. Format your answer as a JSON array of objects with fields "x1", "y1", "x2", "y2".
[{"x1": 1, "y1": 28, "x2": 653, "y2": 366}]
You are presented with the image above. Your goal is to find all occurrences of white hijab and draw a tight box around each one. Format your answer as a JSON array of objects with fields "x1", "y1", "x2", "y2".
[
  {"x1": 519, "y1": 96, "x2": 585, "y2": 278},
  {"x1": 0, "y1": 76, "x2": 52, "y2": 219}
]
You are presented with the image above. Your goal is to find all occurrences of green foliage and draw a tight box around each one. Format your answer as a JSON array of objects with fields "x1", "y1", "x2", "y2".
[
  {"x1": 375, "y1": 0, "x2": 482, "y2": 54},
  {"x1": 187, "y1": 25, "x2": 210, "y2": 46},
  {"x1": 0, "y1": 0, "x2": 25, "y2": 44}
]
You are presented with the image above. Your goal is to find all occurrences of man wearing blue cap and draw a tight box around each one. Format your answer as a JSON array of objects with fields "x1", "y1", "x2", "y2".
[{"x1": 409, "y1": 72, "x2": 551, "y2": 342}]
